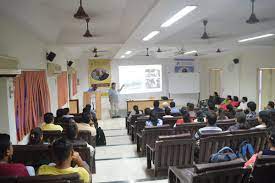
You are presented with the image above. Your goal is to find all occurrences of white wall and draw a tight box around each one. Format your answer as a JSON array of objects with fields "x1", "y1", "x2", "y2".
[{"x1": 199, "y1": 47, "x2": 275, "y2": 106}]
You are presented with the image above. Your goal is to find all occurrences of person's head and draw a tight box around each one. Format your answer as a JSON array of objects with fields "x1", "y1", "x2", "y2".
[
  {"x1": 162, "y1": 102, "x2": 169, "y2": 109},
  {"x1": 214, "y1": 92, "x2": 219, "y2": 97},
  {"x1": 144, "y1": 108, "x2": 151, "y2": 116},
  {"x1": 181, "y1": 109, "x2": 190, "y2": 122},
  {"x1": 196, "y1": 110, "x2": 205, "y2": 122},
  {"x1": 149, "y1": 111, "x2": 159, "y2": 126},
  {"x1": 236, "y1": 112, "x2": 246, "y2": 124},
  {"x1": 247, "y1": 101, "x2": 257, "y2": 112},
  {"x1": 267, "y1": 101, "x2": 275, "y2": 109},
  {"x1": 28, "y1": 127, "x2": 43, "y2": 145},
  {"x1": 82, "y1": 112, "x2": 91, "y2": 124},
  {"x1": 259, "y1": 110, "x2": 271, "y2": 126},
  {"x1": 64, "y1": 108, "x2": 70, "y2": 115},
  {"x1": 66, "y1": 120, "x2": 79, "y2": 140},
  {"x1": 242, "y1": 97, "x2": 248, "y2": 103},
  {"x1": 165, "y1": 107, "x2": 171, "y2": 115},
  {"x1": 52, "y1": 138, "x2": 73, "y2": 165},
  {"x1": 208, "y1": 101, "x2": 215, "y2": 111},
  {"x1": 0, "y1": 134, "x2": 13, "y2": 162},
  {"x1": 170, "y1": 101, "x2": 176, "y2": 108},
  {"x1": 82, "y1": 107, "x2": 90, "y2": 114},
  {"x1": 218, "y1": 108, "x2": 226, "y2": 116},
  {"x1": 227, "y1": 95, "x2": 232, "y2": 101},
  {"x1": 187, "y1": 103, "x2": 195, "y2": 111},
  {"x1": 233, "y1": 96, "x2": 239, "y2": 102},
  {"x1": 44, "y1": 112, "x2": 54, "y2": 124},
  {"x1": 85, "y1": 104, "x2": 92, "y2": 111},
  {"x1": 153, "y1": 100, "x2": 160, "y2": 108},
  {"x1": 56, "y1": 109, "x2": 65, "y2": 118},
  {"x1": 206, "y1": 111, "x2": 217, "y2": 126},
  {"x1": 133, "y1": 105, "x2": 139, "y2": 114},
  {"x1": 111, "y1": 82, "x2": 116, "y2": 89}
]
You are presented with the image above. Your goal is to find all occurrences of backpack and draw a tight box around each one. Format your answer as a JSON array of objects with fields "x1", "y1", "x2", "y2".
[
  {"x1": 237, "y1": 141, "x2": 255, "y2": 161},
  {"x1": 209, "y1": 147, "x2": 238, "y2": 163},
  {"x1": 96, "y1": 127, "x2": 106, "y2": 146}
]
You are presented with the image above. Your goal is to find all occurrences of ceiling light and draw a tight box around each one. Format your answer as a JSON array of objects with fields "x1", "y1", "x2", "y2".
[
  {"x1": 121, "y1": 55, "x2": 125, "y2": 58},
  {"x1": 142, "y1": 31, "x2": 160, "y2": 41},
  {"x1": 161, "y1": 6, "x2": 197, "y2": 28},
  {"x1": 184, "y1": 50, "x2": 197, "y2": 55},
  {"x1": 74, "y1": 0, "x2": 89, "y2": 20},
  {"x1": 238, "y1": 34, "x2": 274, "y2": 43},
  {"x1": 125, "y1": 51, "x2": 132, "y2": 55}
]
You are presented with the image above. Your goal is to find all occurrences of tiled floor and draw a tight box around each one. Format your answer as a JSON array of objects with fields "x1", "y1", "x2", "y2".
[{"x1": 93, "y1": 118, "x2": 168, "y2": 183}]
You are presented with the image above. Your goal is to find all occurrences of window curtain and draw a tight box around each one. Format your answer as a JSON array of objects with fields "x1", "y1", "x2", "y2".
[
  {"x1": 209, "y1": 69, "x2": 221, "y2": 95},
  {"x1": 72, "y1": 72, "x2": 77, "y2": 96},
  {"x1": 57, "y1": 71, "x2": 68, "y2": 108},
  {"x1": 14, "y1": 71, "x2": 51, "y2": 141}
]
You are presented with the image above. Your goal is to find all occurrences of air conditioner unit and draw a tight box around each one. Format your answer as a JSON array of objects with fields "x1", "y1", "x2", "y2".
[
  {"x1": 47, "y1": 63, "x2": 62, "y2": 76},
  {"x1": 0, "y1": 55, "x2": 19, "y2": 69}
]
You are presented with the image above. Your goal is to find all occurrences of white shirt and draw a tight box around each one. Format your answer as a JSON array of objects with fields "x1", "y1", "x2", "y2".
[
  {"x1": 238, "y1": 102, "x2": 248, "y2": 110},
  {"x1": 108, "y1": 88, "x2": 119, "y2": 103}
]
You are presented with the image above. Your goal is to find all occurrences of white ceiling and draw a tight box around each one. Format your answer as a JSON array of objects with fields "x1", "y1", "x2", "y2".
[{"x1": 1, "y1": 0, "x2": 275, "y2": 59}]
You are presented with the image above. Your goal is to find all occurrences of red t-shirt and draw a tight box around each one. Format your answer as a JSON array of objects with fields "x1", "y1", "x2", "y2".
[{"x1": 0, "y1": 163, "x2": 29, "y2": 176}]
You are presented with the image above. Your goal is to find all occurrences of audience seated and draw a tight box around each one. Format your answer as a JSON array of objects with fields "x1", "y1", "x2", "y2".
[
  {"x1": 267, "y1": 101, "x2": 275, "y2": 110},
  {"x1": 170, "y1": 101, "x2": 180, "y2": 114},
  {"x1": 85, "y1": 104, "x2": 97, "y2": 120},
  {"x1": 41, "y1": 113, "x2": 63, "y2": 132},
  {"x1": 28, "y1": 127, "x2": 44, "y2": 145},
  {"x1": 187, "y1": 103, "x2": 196, "y2": 119},
  {"x1": 220, "y1": 95, "x2": 233, "y2": 110},
  {"x1": 194, "y1": 111, "x2": 222, "y2": 140},
  {"x1": 0, "y1": 134, "x2": 33, "y2": 176},
  {"x1": 217, "y1": 108, "x2": 228, "y2": 120},
  {"x1": 194, "y1": 110, "x2": 205, "y2": 122},
  {"x1": 145, "y1": 111, "x2": 163, "y2": 127},
  {"x1": 213, "y1": 91, "x2": 222, "y2": 105},
  {"x1": 152, "y1": 100, "x2": 164, "y2": 113},
  {"x1": 77, "y1": 113, "x2": 96, "y2": 136},
  {"x1": 144, "y1": 108, "x2": 151, "y2": 117},
  {"x1": 253, "y1": 110, "x2": 271, "y2": 129},
  {"x1": 231, "y1": 96, "x2": 240, "y2": 108},
  {"x1": 224, "y1": 104, "x2": 236, "y2": 119},
  {"x1": 163, "y1": 107, "x2": 173, "y2": 118},
  {"x1": 238, "y1": 97, "x2": 248, "y2": 111},
  {"x1": 175, "y1": 108, "x2": 191, "y2": 126},
  {"x1": 128, "y1": 105, "x2": 142, "y2": 122},
  {"x1": 54, "y1": 109, "x2": 65, "y2": 124},
  {"x1": 227, "y1": 112, "x2": 249, "y2": 131},
  {"x1": 63, "y1": 108, "x2": 74, "y2": 119},
  {"x1": 38, "y1": 138, "x2": 90, "y2": 183},
  {"x1": 207, "y1": 101, "x2": 217, "y2": 112},
  {"x1": 246, "y1": 101, "x2": 257, "y2": 121}
]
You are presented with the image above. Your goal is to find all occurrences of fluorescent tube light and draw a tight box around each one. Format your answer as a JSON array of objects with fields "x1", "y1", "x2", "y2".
[
  {"x1": 238, "y1": 34, "x2": 274, "y2": 43},
  {"x1": 125, "y1": 51, "x2": 132, "y2": 55},
  {"x1": 142, "y1": 31, "x2": 160, "y2": 41},
  {"x1": 184, "y1": 50, "x2": 197, "y2": 55},
  {"x1": 161, "y1": 6, "x2": 197, "y2": 28},
  {"x1": 121, "y1": 55, "x2": 125, "y2": 58}
]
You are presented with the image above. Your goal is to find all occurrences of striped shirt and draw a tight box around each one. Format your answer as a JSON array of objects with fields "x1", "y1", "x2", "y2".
[{"x1": 194, "y1": 125, "x2": 222, "y2": 140}]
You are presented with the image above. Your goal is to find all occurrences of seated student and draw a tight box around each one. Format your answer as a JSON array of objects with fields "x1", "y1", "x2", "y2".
[
  {"x1": 224, "y1": 104, "x2": 236, "y2": 119},
  {"x1": 220, "y1": 95, "x2": 233, "y2": 110},
  {"x1": 267, "y1": 101, "x2": 275, "y2": 110},
  {"x1": 253, "y1": 110, "x2": 271, "y2": 129},
  {"x1": 77, "y1": 112, "x2": 96, "y2": 136},
  {"x1": 163, "y1": 107, "x2": 173, "y2": 118},
  {"x1": 227, "y1": 112, "x2": 249, "y2": 132},
  {"x1": 194, "y1": 111, "x2": 222, "y2": 140},
  {"x1": 54, "y1": 109, "x2": 65, "y2": 124},
  {"x1": 144, "y1": 108, "x2": 151, "y2": 117},
  {"x1": 246, "y1": 101, "x2": 257, "y2": 121},
  {"x1": 127, "y1": 105, "x2": 142, "y2": 122},
  {"x1": 38, "y1": 138, "x2": 90, "y2": 183},
  {"x1": 84, "y1": 104, "x2": 97, "y2": 121},
  {"x1": 208, "y1": 101, "x2": 217, "y2": 112},
  {"x1": 162, "y1": 102, "x2": 169, "y2": 110},
  {"x1": 63, "y1": 108, "x2": 74, "y2": 119},
  {"x1": 0, "y1": 134, "x2": 33, "y2": 176},
  {"x1": 152, "y1": 100, "x2": 164, "y2": 113},
  {"x1": 212, "y1": 91, "x2": 222, "y2": 105},
  {"x1": 28, "y1": 127, "x2": 44, "y2": 145},
  {"x1": 238, "y1": 97, "x2": 248, "y2": 111},
  {"x1": 194, "y1": 110, "x2": 205, "y2": 122},
  {"x1": 146, "y1": 111, "x2": 163, "y2": 127},
  {"x1": 170, "y1": 101, "x2": 180, "y2": 114},
  {"x1": 187, "y1": 103, "x2": 196, "y2": 119},
  {"x1": 217, "y1": 108, "x2": 229, "y2": 120},
  {"x1": 41, "y1": 113, "x2": 63, "y2": 132},
  {"x1": 66, "y1": 121, "x2": 95, "y2": 158},
  {"x1": 231, "y1": 96, "x2": 240, "y2": 108},
  {"x1": 175, "y1": 108, "x2": 191, "y2": 126}
]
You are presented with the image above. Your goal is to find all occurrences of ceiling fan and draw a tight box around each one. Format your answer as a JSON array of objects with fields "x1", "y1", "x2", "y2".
[
  {"x1": 201, "y1": 19, "x2": 211, "y2": 39},
  {"x1": 156, "y1": 48, "x2": 171, "y2": 53},
  {"x1": 246, "y1": 0, "x2": 259, "y2": 24},
  {"x1": 91, "y1": 48, "x2": 108, "y2": 53},
  {"x1": 74, "y1": 0, "x2": 89, "y2": 20},
  {"x1": 83, "y1": 18, "x2": 92, "y2": 38},
  {"x1": 175, "y1": 48, "x2": 185, "y2": 55},
  {"x1": 136, "y1": 48, "x2": 151, "y2": 56}
]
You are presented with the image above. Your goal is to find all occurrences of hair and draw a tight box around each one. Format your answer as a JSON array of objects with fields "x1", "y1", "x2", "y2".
[
  {"x1": 235, "y1": 112, "x2": 248, "y2": 129},
  {"x1": 187, "y1": 103, "x2": 195, "y2": 111},
  {"x1": 149, "y1": 111, "x2": 159, "y2": 126},
  {"x1": 144, "y1": 108, "x2": 151, "y2": 116},
  {"x1": 181, "y1": 109, "x2": 190, "y2": 123},
  {"x1": 268, "y1": 101, "x2": 275, "y2": 109},
  {"x1": 111, "y1": 82, "x2": 116, "y2": 87},
  {"x1": 233, "y1": 96, "x2": 239, "y2": 102},
  {"x1": 206, "y1": 111, "x2": 217, "y2": 126},
  {"x1": 133, "y1": 105, "x2": 139, "y2": 114},
  {"x1": 208, "y1": 101, "x2": 215, "y2": 111},
  {"x1": 64, "y1": 108, "x2": 70, "y2": 115},
  {"x1": 85, "y1": 104, "x2": 92, "y2": 111},
  {"x1": 227, "y1": 95, "x2": 232, "y2": 101},
  {"x1": 66, "y1": 121, "x2": 78, "y2": 140},
  {"x1": 259, "y1": 110, "x2": 272, "y2": 127},
  {"x1": 170, "y1": 101, "x2": 176, "y2": 108},
  {"x1": 214, "y1": 92, "x2": 219, "y2": 96},
  {"x1": 242, "y1": 97, "x2": 248, "y2": 102},
  {"x1": 153, "y1": 100, "x2": 160, "y2": 108},
  {"x1": 247, "y1": 101, "x2": 257, "y2": 112},
  {"x1": 196, "y1": 110, "x2": 205, "y2": 122},
  {"x1": 165, "y1": 107, "x2": 171, "y2": 115},
  {"x1": 82, "y1": 112, "x2": 91, "y2": 124},
  {"x1": 82, "y1": 107, "x2": 90, "y2": 114},
  {"x1": 44, "y1": 113, "x2": 54, "y2": 124},
  {"x1": 52, "y1": 138, "x2": 73, "y2": 163},
  {"x1": 0, "y1": 134, "x2": 11, "y2": 160},
  {"x1": 28, "y1": 127, "x2": 43, "y2": 145}
]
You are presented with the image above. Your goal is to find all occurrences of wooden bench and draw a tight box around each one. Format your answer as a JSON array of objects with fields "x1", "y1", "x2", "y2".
[
  {"x1": 127, "y1": 114, "x2": 144, "y2": 135},
  {"x1": 146, "y1": 133, "x2": 195, "y2": 176},
  {"x1": 251, "y1": 155, "x2": 275, "y2": 183},
  {"x1": 42, "y1": 130, "x2": 62, "y2": 143},
  {"x1": 12, "y1": 145, "x2": 94, "y2": 174},
  {"x1": 168, "y1": 159, "x2": 246, "y2": 183},
  {"x1": 0, "y1": 173, "x2": 82, "y2": 183},
  {"x1": 136, "y1": 125, "x2": 173, "y2": 156},
  {"x1": 198, "y1": 130, "x2": 267, "y2": 163}
]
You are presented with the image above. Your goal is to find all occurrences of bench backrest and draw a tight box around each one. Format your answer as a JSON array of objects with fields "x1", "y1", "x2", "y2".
[
  {"x1": 252, "y1": 155, "x2": 275, "y2": 183},
  {"x1": 17, "y1": 173, "x2": 82, "y2": 183},
  {"x1": 163, "y1": 117, "x2": 182, "y2": 127},
  {"x1": 42, "y1": 130, "x2": 62, "y2": 143},
  {"x1": 174, "y1": 123, "x2": 205, "y2": 136}
]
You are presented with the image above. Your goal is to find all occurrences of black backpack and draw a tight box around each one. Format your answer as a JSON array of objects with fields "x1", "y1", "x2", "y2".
[{"x1": 96, "y1": 127, "x2": 106, "y2": 146}]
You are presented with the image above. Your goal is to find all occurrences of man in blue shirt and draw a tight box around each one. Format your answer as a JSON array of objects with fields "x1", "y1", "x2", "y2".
[
  {"x1": 108, "y1": 82, "x2": 124, "y2": 118},
  {"x1": 152, "y1": 100, "x2": 164, "y2": 114},
  {"x1": 170, "y1": 101, "x2": 180, "y2": 114}
]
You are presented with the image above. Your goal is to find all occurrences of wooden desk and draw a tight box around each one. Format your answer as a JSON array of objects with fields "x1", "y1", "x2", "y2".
[{"x1": 127, "y1": 99, "x2": 173, "y2": 112}]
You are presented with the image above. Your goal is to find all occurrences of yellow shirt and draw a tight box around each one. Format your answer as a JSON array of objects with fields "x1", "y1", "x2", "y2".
[
  {"x1": 38, "y1": 165, "x2": 90, "y2": 183},
  {"x1": 41, "y1": 123, "x2": 63, "y2": 131}
]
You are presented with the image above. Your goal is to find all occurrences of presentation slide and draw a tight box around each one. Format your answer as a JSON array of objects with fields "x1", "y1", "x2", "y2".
[{"x1": 119, "y1": 65, "x2": 162, "y2": 94}]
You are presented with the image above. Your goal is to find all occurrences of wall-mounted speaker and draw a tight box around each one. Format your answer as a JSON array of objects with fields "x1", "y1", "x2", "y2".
[
  {"x1": 233, "y1": 58, "x2": 239, "y2": 64},
  {"x1": 67, "y1": 61, "x2": 74, "y2": 67},
  {"x1": 46, "y1": 52, "x2": 56, "y2": 62}
]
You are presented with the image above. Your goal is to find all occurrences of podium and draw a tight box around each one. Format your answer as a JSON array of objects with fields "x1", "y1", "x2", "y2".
[{"x1": 83, "y1": 92, "x2": 102, "y2": 120}]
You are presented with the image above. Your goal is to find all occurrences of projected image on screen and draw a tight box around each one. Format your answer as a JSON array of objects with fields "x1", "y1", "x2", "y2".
[{"x1": 119, "y1": 65, "x2": 162, "y2": 94}]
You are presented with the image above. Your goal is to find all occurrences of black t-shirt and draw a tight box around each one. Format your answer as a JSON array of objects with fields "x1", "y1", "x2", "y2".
[{"x1": 262, "y1": 149, "x2": 275, "y2": 155}]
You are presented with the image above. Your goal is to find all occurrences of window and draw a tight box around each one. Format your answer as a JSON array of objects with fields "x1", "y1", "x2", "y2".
[{"x1": 119, "y1": 65, "x2": 162, "y2": 94}]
